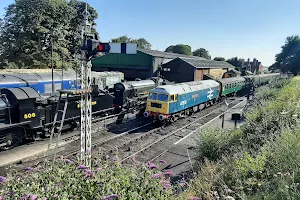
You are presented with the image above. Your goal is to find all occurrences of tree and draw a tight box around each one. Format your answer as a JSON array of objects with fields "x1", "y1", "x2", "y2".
[
  {"x1": 214, "y1": 57, "x2": 225, "y2": 61},
  {"x1": 226, "y1": 57, "x2": 245, "y2": 67},
  {"x1": 192, "y1": 48, "x2": 211, "y2": 59},
  {"x1": 110, "y1": 35, "x2": 151, "y2": 49},
  {"x1": 269, "y1": 35, "x2": 300, "y2": 75},
  {"x1": 165, "y1": 45, "x2": 174, "y2": 52},
  {"x1": 0, "y1": 0, "x2": 98, "y2": 69},
  {"x1": 164, "y1": 44, "x2": 192, "y2": 56}
]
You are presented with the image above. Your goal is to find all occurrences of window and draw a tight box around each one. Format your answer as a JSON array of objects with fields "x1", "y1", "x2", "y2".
[
  {"x1": 170, "y1": 95, "x2": 175, "y2": 101},
  {"x1": 157, "y1": 94, "x2": 168, "y2": 102},
  {"x1": 148, "y1": 93, "x2": 157, "y2": 100}
]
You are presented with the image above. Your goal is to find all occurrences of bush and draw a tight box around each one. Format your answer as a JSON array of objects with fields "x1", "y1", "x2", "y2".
[
  {"x1": 0, "y1": 159, "x2": 173, "y2": 200},
  {"x1": 196, "y1": 128, "x2": 242, "y2": 161}
]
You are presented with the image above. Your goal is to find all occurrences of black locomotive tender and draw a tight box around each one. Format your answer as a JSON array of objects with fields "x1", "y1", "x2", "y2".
[{"x1": 0, "y1": 76, "x2": 166, "y2": 150}]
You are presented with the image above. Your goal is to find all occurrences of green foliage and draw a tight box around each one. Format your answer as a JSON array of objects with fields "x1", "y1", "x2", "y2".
[
  {"x1": 0, "y1": 0, "x2": 98, "y2": 69},
  {"x1": 226, "y1": 57, "x2": 245, "y2": 67},
  {"x1": 196, "y1": 128, "x2": 242, "y2": 161},
  {"x1": 213, "y1": 57, "x2": 226, "y2": 61},
  {"x1": 164, "y1": 44, "x2": 192, "y2": 55},
  {"x1": 177, "y1": 78, "x2": 300, "y2": 200},
  {"x1": 0, "y1": 160, "x2": 173, "y2": 199},
  {"x1": 269, "y1": 35, "x2": 300, "y2": 75},
  {"x1": 110, "y1": 35, "x2": 152, "y2": 49},
  {"x1": 234, "y1": 151, "x2": 267, "y2": 177},
  {"x1": 192, "y1": 48, "x2": 211, "y2": 59}
]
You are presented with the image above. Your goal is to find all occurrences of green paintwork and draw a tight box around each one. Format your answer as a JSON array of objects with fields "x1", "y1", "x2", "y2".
[
  {"x1": 92, "y1": 51, "x2": 153, "y2": 69},
  {"x1": 221, "y1": 83, "x2": 245, "y2": 96}
]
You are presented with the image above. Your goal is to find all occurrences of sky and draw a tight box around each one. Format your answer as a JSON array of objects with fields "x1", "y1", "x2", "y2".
[{"x1": 1, "y1": 0, "x2": 300, "y2": 66}]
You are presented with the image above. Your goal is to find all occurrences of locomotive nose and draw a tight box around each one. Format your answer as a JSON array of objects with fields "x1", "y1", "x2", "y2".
[{"x1": 143, "y1": 111, "x2": 150, "y2": 117}]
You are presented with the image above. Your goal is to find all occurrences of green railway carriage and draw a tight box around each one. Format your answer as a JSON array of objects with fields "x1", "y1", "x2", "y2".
[{"x1": 219, "y1": 77, "x2": 246, "y2": 96}]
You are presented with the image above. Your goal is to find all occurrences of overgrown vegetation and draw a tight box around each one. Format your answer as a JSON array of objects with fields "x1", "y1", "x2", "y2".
[
  {"x1": 176, "y1": 78, "x2": 300, "y2": 200},
  {"x1": 0, "y1": 159, "x2": 174, "y2": 199}
]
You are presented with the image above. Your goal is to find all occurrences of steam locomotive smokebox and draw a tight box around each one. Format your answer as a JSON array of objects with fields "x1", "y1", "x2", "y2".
[
  {"x1": 231, "y1": 113, "x2": 241, "y2": 121},
  {"x1": 1, "y1": 87, "x2": 40, "y2": 127}
]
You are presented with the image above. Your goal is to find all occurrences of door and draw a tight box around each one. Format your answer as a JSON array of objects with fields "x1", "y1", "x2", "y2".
[{"x1": 169, "y1": 94, "x2": 178, "y2": 113}]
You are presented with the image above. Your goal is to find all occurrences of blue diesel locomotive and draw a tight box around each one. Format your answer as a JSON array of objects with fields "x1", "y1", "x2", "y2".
[{"x1": 144, "y1": 80, "x2": 220, "y2": 122}]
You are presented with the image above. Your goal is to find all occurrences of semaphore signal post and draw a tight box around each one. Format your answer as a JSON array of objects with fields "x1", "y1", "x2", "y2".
[{"x1": 80, "y1": 2, "x2": 136, "y2": 167}]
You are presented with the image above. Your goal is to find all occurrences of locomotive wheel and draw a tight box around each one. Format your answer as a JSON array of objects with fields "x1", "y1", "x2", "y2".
[{"x1": 0, "y1": 128, "x2": 24, "y2": 151}]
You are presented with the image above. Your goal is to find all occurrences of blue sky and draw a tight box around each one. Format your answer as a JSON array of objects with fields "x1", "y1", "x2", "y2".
[{"x1": 1, "y1": 0, "x2": 300, "y2": 66}]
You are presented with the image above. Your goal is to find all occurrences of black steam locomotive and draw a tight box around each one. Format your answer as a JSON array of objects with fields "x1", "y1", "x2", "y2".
[{"x1": 0, "y1": 77, "x2": 165, "y2": 150}]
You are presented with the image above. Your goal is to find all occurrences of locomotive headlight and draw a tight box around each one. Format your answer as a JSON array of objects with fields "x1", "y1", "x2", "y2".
[{"x1": 143, "y1": 111, "x2": 150, "y2": 118}]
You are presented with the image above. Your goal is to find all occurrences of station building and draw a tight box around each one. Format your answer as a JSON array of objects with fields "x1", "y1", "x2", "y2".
[
  {"x1": 159, "y1": 57, "x2": 233, "y2": 83},
  {"x1": 92, "y1": 49, "x2": 233, "y2": 81}
]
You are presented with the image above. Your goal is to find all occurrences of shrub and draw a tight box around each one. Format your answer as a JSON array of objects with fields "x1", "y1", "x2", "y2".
[
  {"x1": 196, "y1": 128, "x2": 242, "y2": 161},
  {"x1": 0, "y1": 159, "x2": 173, "y2": 200}
]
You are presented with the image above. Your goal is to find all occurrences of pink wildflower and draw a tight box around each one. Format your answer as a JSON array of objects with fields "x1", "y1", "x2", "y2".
[
  {"x1": 148, "y1": 162, "x2": 158, "y2": 169},
  {"x1": 164, "y1": 169, "x2": 174, "y2": 176},
  {"x1": 78, "y1": 165, "x2": 88, "y2": 170},
  {"x1": 189, "y1": 197, "x2": 200, "y2": 200},
  {"x1": 151, "y1": 173, "x2": 162, "y2": 179},
  {"x1": 30, "y1": 194, "x2": 38, "y2": 200},
  {"x1": 159, "y1": 160, "x2": 167, "y2": 164},
  {"x1": 104, "y1": 194, "x2": 119, "y2": 200}
]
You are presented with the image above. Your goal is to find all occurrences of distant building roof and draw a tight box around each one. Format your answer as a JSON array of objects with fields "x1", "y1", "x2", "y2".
[
  {"x1": 228, "y1": 69, "x2": 242, "y2": 74},
  {"x1": 138, "y1": 49, "x2": 208, "y2": 60},
  {"x1": 179, "y1": 57, "x2": 234, "y2": 69}
]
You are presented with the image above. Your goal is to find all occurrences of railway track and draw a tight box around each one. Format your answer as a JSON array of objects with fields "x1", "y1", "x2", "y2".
[
  {"x1": 87, "y1": 97, "x2": 245, "y2": 164},
  {"x1": 0, "y1": 96, "x2": 244, "y2": 176}
]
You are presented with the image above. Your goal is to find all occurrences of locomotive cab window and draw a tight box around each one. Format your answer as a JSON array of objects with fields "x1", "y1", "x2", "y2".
[
  {"x1": 157, "y1": 94, "x2": 168, "y2": 102},
  {"x1": 170, "y1": 94, "x2": 177, "y2": 102},
  {"x1": 148, "y1": 93, "x2": 157, "y2": 100}
]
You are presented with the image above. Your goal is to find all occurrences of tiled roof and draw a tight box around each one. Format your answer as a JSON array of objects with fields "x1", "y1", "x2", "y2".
[
  {"x1": 138, "y1": 49, "x2": 208, "y2": 60},
  {"x1": 179, "y1": 57, "x2": 234, "y2": 69}
]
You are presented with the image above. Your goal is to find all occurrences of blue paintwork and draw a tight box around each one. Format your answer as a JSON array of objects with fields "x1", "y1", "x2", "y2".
[
  {"x1": 168, "y1": 86, "x2": 219, "y2": 114},
  {"x1": 0, "y1": 77, "x2": 78, "y2": 95}
]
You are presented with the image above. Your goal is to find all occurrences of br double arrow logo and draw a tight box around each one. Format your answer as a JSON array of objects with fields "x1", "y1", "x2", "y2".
[{"x1": 207, "y1": 88, "x2": 214, "y2": 100}]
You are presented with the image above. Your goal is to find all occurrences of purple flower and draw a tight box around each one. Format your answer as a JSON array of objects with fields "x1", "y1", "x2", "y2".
[
  {"x1": 96, "y1": 167, "x2": 102, "y2": 172},
  {"x1": 163, "y1": 183, "x2": 171, "y2": 190},
  {"x1": 78, "y1": 165, "x2": 88, "y2": 170},
  {"x1": 30, "y1": 194, "x2": 38, "y2": 200},
  {"x1": 0, "y1": 176, "x2": 6, "y2": 184},
  {"x1": 151, "y1": 173, "x2": 162, "y2": 179},
  {"x1": 52, "y1": 194, "x2": 58, "y2": 198},
  {"x1": 88, "y1": 148, "x2": 92, "y2": 153},
  {"x1": 65, "y1": 159, "x2": 73, "y2": 164},
  {"x1": 164, "y1": 169, "x2": 174, "y2": 176},
  {"x1": 148, "y1": 162, "x2": 158, "y2": 169},
  {"x1": 0, "y1": 196, "x2": 3, "y2": 200},
  {"x1": 42, "y1": 197, "x2": 47, "y2": 200},
  {"x1": 159, "y1": 160, "x2": 167, "y2": 164},
  {"x1": 103, "y1": 194, "x2": 119, "y2": 200},
  {"x1": 21, "y1": 194, "x2": 30, "y2": 200},
  {"x1": 189, "y1": 197, "x2": 200, "y2": 200},
  {"x1": 25, "y1": 167, "x2": 32, "y2": 172},
  {"x1": 84, "y1": 169, "x2": 94, "y2": 178}
]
